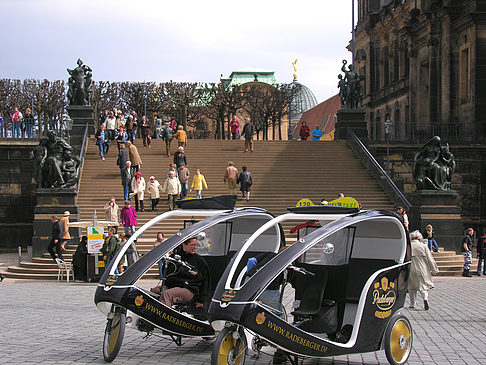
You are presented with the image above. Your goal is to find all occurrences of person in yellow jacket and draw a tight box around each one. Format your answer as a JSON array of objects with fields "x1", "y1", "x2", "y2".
[
  {"x1": 190, "y1": 169, "x2": 207, "y2": 199},
  {"x1": 173, "y1": 125, "x2": 187, "y2": 147}
]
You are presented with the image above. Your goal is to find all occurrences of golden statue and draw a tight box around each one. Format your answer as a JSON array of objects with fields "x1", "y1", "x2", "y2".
[{"x1": 292, "y1": 59, "x2": 298, "y2": 79}]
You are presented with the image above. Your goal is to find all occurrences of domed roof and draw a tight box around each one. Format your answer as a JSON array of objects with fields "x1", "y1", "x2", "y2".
[{"x1": 287, "y1": 79, "x2": 318, "y2": 121}]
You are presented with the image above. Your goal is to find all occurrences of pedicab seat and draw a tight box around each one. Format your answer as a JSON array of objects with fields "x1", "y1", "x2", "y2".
[{"x1": 290, "y1": 269, "x2": 328, "y2": 317}]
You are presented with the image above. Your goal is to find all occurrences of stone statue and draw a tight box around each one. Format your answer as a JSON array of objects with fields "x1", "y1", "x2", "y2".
[
  {"x1": 32, "y1": 131, "x2": 80, "y2": 189},
  {"x1": 67, "y1": 58, "x2": 92, "y2": 106},
  {"x1": 338, "y1": 60, "x2": 363, "y2": 109},
  {"x1": 413, "y1": 136, "x2": 455, "y2": 190}
]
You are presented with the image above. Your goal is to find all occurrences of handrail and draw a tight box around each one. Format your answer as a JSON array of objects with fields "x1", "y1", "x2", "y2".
[
  {"x1": 346, "y1": 127, "x2": 411, "y2": 210},
  {"x1": 75, "y1": 123, "x2": 89, "y2": 193}
]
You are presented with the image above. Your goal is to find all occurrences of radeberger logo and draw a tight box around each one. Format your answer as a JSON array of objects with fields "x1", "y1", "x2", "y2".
[
  {"x1": 221, "y1": 289, "x2": 237, "y2": 302},
  {"x1": 256, "y1": 312, "x2": 266, "y2": 325},
  {"x1": 135, "y1": 295, "x2": 144, "y2": 307},
  {"x1": 105, "y1": 275, "x2": 118, "y2": 286},
  {"x1": 372, "y1": 276, "x2": 396, "y2": 319}
]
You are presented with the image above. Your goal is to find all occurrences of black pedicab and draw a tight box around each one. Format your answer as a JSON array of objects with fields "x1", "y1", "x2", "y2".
[
  {"x1": 208, "y1": 205, "x2": 412, "y2": 365},
  {"x1": 94, "y1": 195, "x2": 284, "y2": 362}
]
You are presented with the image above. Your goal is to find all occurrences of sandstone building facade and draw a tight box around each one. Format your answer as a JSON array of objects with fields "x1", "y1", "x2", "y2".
[{"x1": 354, "y1": 0, "x2": 486, "y2": 142}]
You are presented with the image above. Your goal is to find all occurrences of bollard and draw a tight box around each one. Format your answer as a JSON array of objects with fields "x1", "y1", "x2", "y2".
[
  {"x1": 27, "y1": 246, "x2": 33, "y2": 261},
  {"x1": 18, "y1": 246, "x2": 22, "y2": 265}
]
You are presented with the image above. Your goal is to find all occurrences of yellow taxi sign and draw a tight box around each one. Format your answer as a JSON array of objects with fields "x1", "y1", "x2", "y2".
[
  {"x1": 296, "y1": 198, "x2": 315, "y2": 207},
  {"x1": 327, "y1": 197, "x2": 359, "y2": 208}
]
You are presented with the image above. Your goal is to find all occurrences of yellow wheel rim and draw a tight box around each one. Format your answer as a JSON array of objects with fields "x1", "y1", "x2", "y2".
[
  {"x1": 390, "y1": 319, "x2": 411, "y2": 363},
  {"x1": 218, "y1": 331, "x2": 243, "y2": 365},
  {"x1": 107, "y1": 314, "x2": 121, "y2": 354}
]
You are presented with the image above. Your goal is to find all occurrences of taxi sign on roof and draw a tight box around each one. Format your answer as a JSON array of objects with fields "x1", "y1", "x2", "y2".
[{"x1": 327, "y1": 197, "x2": 359, "y2": 208}]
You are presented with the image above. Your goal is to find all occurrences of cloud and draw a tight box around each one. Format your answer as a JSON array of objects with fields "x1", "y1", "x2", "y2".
[{"x1": 0, "y1": 0, "x2": 355, "y2": 102}]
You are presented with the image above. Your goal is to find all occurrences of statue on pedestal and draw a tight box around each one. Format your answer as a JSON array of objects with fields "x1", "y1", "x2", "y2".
[
  {"x1": 31, "y1": 131, "x2": 80, "y2": 189},
  {"x1": 413, "y1": 136, "x2": 455, "y2": 190},
  {"x1": 338, "y1": 60, "x2": 363, "y2": 109},
  {"x1": 67, "y1": 58, "x2": 92, "y2": 106}
]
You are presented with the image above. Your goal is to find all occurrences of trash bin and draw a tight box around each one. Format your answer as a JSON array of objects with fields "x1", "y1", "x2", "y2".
[{"x1": 87, "y1": 254, "x2": 105, "y2": 282}]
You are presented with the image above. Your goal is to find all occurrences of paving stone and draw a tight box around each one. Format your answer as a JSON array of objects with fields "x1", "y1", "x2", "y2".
[{"x1": 0, "y1": 277, "x2": 485, "y2": 364}]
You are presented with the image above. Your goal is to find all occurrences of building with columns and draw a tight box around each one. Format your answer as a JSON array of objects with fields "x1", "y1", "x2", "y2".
[{"x1": 354, "y1": 0, "x2": 486, "y2": 142}]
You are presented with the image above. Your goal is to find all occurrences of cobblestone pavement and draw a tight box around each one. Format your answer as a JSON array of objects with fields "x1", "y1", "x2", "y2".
[{"x1": 0, "y1": 276, "x2": 485, "y2": 364}]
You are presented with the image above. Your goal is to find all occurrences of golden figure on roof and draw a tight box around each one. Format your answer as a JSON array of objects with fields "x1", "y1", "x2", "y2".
[{"x1": 292, "y1": 59, "x2": 298, "y2": 79}]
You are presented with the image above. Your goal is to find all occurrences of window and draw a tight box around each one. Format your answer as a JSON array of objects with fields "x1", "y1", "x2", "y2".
[
  {"x1": 393, "y1": 41, "x2": 399, "y2": 82},
  {"x1": 460, "y1": 48, "x2": 470, "y2": 99},
  {"x1": 298, "y1": 228, "x2": 355, "y2": 266}
]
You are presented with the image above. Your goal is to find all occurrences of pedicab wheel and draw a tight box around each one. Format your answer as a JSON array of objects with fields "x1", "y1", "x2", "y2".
[
  {"x1": 384, "y1": 314, "x2": 413, "y2": 365},
  {"x1": 102, "y1": 308, "x2": 126, "y2": 362},
  {"x1": 211, "y1": 326, "x2": 247, "y2": 365}
]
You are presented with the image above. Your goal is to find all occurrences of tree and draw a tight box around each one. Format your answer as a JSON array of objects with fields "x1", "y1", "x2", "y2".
[{"x1": 162, "y1": 81, "x2": 199, "y2": 130}]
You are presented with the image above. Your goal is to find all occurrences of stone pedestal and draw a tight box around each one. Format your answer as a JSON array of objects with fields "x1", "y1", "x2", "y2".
[
  {"x1": 334, "y1": 108, "x2": 367, "y2": 140},
  {"x1": 410, "y1": 190, "x2": 463, "y2": 252},
  {"x1": 67, "y1": 105, "x2": 95, "y2": 150},
  {"x1": 32, "y1": 188, "x2": 80, "y2": 257}
]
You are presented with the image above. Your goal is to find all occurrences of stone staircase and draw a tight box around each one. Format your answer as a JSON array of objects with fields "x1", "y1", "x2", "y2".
[
  {"x1": 2, "y1": 138, "x2": 469, "y2": 279},
  {"x1": 433, "y1": 248, "x2": 479, "y2": 276}
]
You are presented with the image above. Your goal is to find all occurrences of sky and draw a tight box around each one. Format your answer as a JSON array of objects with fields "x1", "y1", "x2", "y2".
[{"x1": 1, "y1": 0, "x2": 355, "y2": 103}]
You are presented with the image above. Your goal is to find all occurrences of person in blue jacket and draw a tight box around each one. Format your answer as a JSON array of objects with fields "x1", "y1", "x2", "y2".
[{"x1": 312, "y1": 125, "x2": 322, "y2": 141}]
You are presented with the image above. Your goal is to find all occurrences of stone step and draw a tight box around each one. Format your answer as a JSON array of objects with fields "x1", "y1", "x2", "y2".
[{"x1": 12, "y1": 139, "x2": 401, "y2": 279}]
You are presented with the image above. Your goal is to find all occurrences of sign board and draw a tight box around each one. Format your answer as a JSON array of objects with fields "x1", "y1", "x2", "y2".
[
  {"x1": 296, "y1": 198, "x2": 315, "y2": 207},
  {"x1": 327, "y1": 197, "x2": 359, "y2": 208},
  {"x1": 87, "y1": 226, "x2": 104, "y2": 254}
]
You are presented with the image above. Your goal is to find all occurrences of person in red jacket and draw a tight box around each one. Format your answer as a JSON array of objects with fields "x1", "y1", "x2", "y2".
[{"x1": 299, "y1": 122, "x2": 310, "y2": 140}]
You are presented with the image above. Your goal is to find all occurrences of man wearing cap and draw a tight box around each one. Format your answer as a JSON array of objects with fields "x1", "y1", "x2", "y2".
[
  {"x1": 47, "y1": 216, "x2": 64, "y2": 262},
  {"x1": 131, "y1": 171, "x2": 146, "y2": 212},
  {"x1": 60, "y1": 211, "x2": 71, "y2": 251},
  {"x1": 147, "y1": 176, "x2": 163, "y2": 212},
  {"x1": 162, "y1": 171, "x2": 181, "y2": 211}
]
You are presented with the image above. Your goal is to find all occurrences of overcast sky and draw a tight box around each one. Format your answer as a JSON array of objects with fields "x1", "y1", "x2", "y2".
[{"x1": 1, "y1": 0, "x2": 355, "y2": 103}]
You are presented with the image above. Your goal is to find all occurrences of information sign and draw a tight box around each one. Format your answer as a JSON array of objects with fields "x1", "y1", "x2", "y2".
[{"x1": 87, "y1": 226, "x2": 104, "y2": 254}]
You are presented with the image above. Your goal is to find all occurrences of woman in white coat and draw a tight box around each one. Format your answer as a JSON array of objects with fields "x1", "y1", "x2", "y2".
[
  {"x1": 131, "y1": 171, "x2": 146, "y2": 212},
  {"x1": 408, "y1": 230, "x2": 439, "y2": 310}
]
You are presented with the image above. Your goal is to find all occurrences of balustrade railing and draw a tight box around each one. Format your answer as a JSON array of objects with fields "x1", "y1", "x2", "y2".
[{"x1": 347, "y1": 127, "x2": 411, "y2": 210}]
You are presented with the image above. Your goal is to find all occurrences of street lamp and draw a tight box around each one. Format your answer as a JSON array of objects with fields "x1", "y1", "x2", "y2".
[{"x1": 385, "y1": 118, "x2": 392, "y2": 177}]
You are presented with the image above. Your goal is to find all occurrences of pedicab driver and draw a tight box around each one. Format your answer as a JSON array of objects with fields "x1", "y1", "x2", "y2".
[{"x1": 152, "y1": 237, "x2": 210, "y2": 308}]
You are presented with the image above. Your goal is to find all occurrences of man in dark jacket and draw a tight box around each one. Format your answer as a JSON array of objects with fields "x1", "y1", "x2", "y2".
[
  {"x1": 242, "y1": 118, "x2": 255, "y2": 152},
  {"x1": 121, "y1": 161, "x2": 132, "y2": 201},
  {"x1": 47, "y1": 216, "x2": 64, "y2": 262},
  {"x1": 162, "y1": 123, "x2": 173, "y2": 156},
  {"x1": 157, "y1": 237, "x2": 210, "y2": 308},
  {"x1": 117, "y1": 144, "x2": 129, "y2": 173}
]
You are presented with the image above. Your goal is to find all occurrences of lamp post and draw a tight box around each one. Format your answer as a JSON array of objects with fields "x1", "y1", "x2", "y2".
[{"x1": 385, "y1": 118, "x2": 392, "y2": 177}]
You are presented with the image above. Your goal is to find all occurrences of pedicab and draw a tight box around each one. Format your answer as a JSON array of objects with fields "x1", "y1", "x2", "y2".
[
  {"x1": 208, "y1": 205, "x2": 412, "y2": 365},
  {"x1": 94, "y1": 195, "x2": 285, "y2": 362}
]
